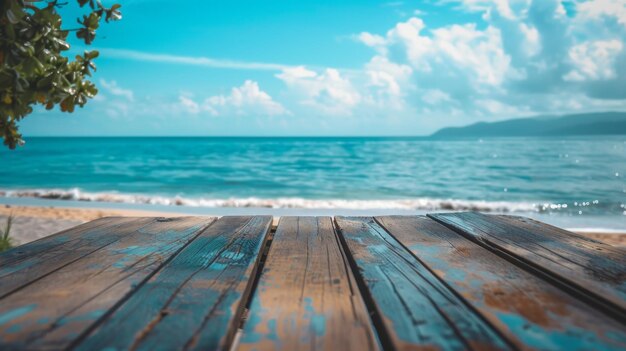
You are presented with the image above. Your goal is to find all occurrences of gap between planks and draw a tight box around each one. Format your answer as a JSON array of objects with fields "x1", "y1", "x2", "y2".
[
  {"x1": 230, "y1": 217, "x2": 385, "y2": 351},
  {"x1": 331, "y1": 217, "x2": 399, "y2": 351},
  {"x1": 229, "y1": 221, "x2": 278, "y2": 351}
]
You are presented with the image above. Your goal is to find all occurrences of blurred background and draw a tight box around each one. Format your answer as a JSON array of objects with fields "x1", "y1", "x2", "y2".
[{"x1": 1, "y1": 0, "x2": 625, "y2": 246}]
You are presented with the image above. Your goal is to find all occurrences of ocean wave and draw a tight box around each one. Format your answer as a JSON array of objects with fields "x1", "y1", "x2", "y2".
[{"x1": 0, "y1": 188, "x2": 542, "y2": 212}]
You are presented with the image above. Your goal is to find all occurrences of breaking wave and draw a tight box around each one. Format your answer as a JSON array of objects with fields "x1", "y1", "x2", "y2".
[{"x1": 0, "y1": 188, "x2": 542, "y2": 212}]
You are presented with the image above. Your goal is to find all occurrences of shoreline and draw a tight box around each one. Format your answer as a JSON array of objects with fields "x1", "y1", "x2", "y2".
[{"x1": 1, "y1": 204, "x2": 624, "y2": 247}]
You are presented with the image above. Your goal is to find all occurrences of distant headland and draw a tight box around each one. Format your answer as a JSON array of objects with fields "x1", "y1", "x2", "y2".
[{"x1": 431, "y1": 111, "x2": 626, "y2": 138}]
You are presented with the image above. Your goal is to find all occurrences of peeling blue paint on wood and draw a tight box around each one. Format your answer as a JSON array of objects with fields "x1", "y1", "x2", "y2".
[
  {"x1": 0, "y1": 305, "x2": 35, "y2": 326},
  {"x1": 0, "y1": 217, "x2": 147, "y2": 298},
  {"x1": 1, "y1": 214, "x2": 623, "y2": 351},
  {"x1": 335, "y1": 216, "x2": 511, "y2": 351},
  {"x1": 0, "y1": 217, "x2": 215, "y2": 350},
  {"x1": 303, "y1": 297, "x2": 326, "y2": 337},
  {"x1": 75, "y1": 216, "x2": 271, "y2": 351},
  {"x1": 429, "y1": 212, "x2": 626, "y2": 315},
  {"x1": 377, "y1": 215, "x2": 626, "y2": 351},
  {"x1": 238, "y1": 217, "x2": 379, "y2": 351}
]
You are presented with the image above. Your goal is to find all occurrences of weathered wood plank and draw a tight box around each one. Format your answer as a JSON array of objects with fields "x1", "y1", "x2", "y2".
[
  {"x1": 74, "y1": 216, "x2": 272, "y2": 351},
  {"x1": 238, "y1": 217, "x2": 380, "y2": 351},
  {"x1": 0, "y1": 217, "x2": 142, "y2": 298},
  {"x1": 335, "y1": 216, "x2": 511, "y2": 351},
  {"x1": 429, "y1": 212, "x2": 626, "y2": 316},
  {"x1": 0, "y1": 216, "x2": 215, "y2": 350},
  {"x1": 377, "y1": 215, "x2": 626, "y2": 350}
]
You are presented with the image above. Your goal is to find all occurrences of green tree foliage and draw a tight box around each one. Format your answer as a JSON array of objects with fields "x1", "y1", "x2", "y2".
[
  {"x1": 0, "y1": 0, "x2": 121, "y2": 149},
  {"x1": 0, "y1": 215, "x2": 13, "y2": 252}
]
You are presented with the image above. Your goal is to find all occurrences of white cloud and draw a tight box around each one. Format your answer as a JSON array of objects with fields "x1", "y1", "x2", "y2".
[
  {"x1": 179, "y1": 95, "x2": 201, "y2": 114},
  {"x1": 99, "y1": 79, "x2": 134, "y2": 101},
  {"x1": 577, "y1": 0, "x2": 626, "y2": 27},
  {"x1": 519, "y1": 23, "x2": 541, "y2": 56},
  {"x1": 277, "y1": 67, "x2": 361, "y2": 115},
  {"x1": 357, "y1": 32, "x2": 387, "y2": 48},
  {"x1": 202, "y1": 80, "x2": 289, "y2": 116},
  {"x1": 351, "y1": 0, "x2": 626, "y2": 121},
  {"x1": 93, "y1": 80, "x2": 288, "y2": 120},
  {"x1": 384, "y1": 18, "x2": 433, "y2": 66},
  {"x1": 364, "y1": 56, "x2": 413, "y2": 109},
  {"x1": 99, "y1": 48, "x2": 292, "y2": 71},
  {"x1": 94, "y1": 0, "x2": 626, "y2": 130},
  {"x1": 432, "y1": 24, "x2": 510, "y2": 85},
  {"x1": 362, "y1": 17, "x2": 511, "y2": 86},
  {"x1": 564, "y1": 39, "x2": 624, "y2": 81}
]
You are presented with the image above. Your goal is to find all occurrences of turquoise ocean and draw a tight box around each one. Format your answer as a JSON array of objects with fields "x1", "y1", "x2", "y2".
[{"x1": 1, "y1": 136, "x2": 625, "y2": 230}]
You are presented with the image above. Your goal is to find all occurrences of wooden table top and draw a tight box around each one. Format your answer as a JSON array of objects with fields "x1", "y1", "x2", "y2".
[{"x1": 0, "y1": 213, "x2": 624, "y2": 350}]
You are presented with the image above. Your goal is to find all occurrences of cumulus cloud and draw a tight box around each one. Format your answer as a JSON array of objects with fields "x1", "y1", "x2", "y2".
[
  {"x1": 95, "y1": 0, "x2": 626, "y2": 127},
  {"x1": 178, "y1": 80, "x2": 289, "y2": 117},
  {"x1": 563, "y1": 39, "x2": 624, "y2": 81},
  {"x1": 364, "y1": 56, "x2": 413, "y2": 110},
  {"x1": 179, "y1": 95, "x2": 201, "y2": 114},
  {"x1": 276, "y1": 67, "x2": 361, "y2": 115},
  {"x1": 352, "y1": 0, "x2": 626, "y2": 120},
  {"x1": 204, "y1": 80, "x2": 289, "y2": 116},
  {"x1": 99, "y1": 79, "x2": 134, "y2": 101},
  {"x1": 577, "y1": 0, "x2": 626, "y2": 27}
]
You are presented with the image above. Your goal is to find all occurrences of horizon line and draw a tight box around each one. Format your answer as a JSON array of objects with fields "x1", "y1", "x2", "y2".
[{"x1": 22, "y1": 135, "x2": 432, "y2": 138}]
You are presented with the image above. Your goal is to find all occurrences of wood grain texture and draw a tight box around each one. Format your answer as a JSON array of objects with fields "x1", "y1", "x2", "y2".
[
  {"x1": 335, "y1": 216, "x2": 511, "y2": 351},
  {"x1": 75, "y1": 216, "x2": 272, "y2": 351},
  {"x1": 0, "y1": 217, "x2": 141, "y2": 298},
  {"x1": 238, "y1": 217, "x2": 380, "y2": 351},
  {"x1": 429, "y1": 212, "x2": 626, "y2": 316},
  {"x1": 0, "y1": 216, "x2": 215, "y2": 350},
  {"x1": 377, "y1": 215, "x2": 626, "y2": 351}
]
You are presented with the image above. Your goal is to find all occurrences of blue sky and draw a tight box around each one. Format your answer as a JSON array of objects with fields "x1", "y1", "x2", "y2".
[{"x1": 22, "y1": 0, "x2": 626, "y2": 136}]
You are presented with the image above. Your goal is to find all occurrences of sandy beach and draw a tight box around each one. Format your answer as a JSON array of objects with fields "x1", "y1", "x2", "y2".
[
  {"x1": 0, "y1": 205, "x2": 182, "y2": 246},
  {"x1": 1, "y1": 204, "x2": 624, "y2": 247}
]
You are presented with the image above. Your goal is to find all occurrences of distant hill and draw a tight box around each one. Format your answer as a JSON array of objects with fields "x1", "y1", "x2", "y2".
[{"x1": 431, "y1": 112, "x2": 626, "y2": 138}]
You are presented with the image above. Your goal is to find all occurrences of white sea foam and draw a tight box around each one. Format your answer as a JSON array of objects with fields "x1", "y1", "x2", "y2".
[{"x1": 0, "y1": 188, "x2": 541, "y2": 212}]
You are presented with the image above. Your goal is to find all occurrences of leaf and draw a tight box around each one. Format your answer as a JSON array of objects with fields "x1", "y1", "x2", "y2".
[
  {"x1": 84, "y1": 12, "x2": 101, "y2": 29},
  {"x1": 6, "y1": 9, "x2": 20, "y2": 24},
  {"x1": 35, "y1": 92, "x2": 46, "y2": 103},
  {"x1": 5, "y1": 23, "x2": 16, "y2": 40},
  {"x1": 105, "y1": 4, "x2": 122, "y2": 22},
  {"x1": 0, "y1": 70, "x2": 15, "y2": 88},
  {"x1": 76, "y1": 94, "x2": 86, "y2": 105},
  {"x1": 21, "y1": 57, "x2": 45, "y2": 75},
  {"x1": 86, "y1": 50, "x2": 99, "y2": 59},
  {"x1": 36, "y1": 74, "x2": 55, "y2": 89},
  {"x1": 52, "y1": 37, "x2": 70, "y2": 51},
  {"x1": 6, "y1": 1, "x2": 26, "y2": 24}
]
